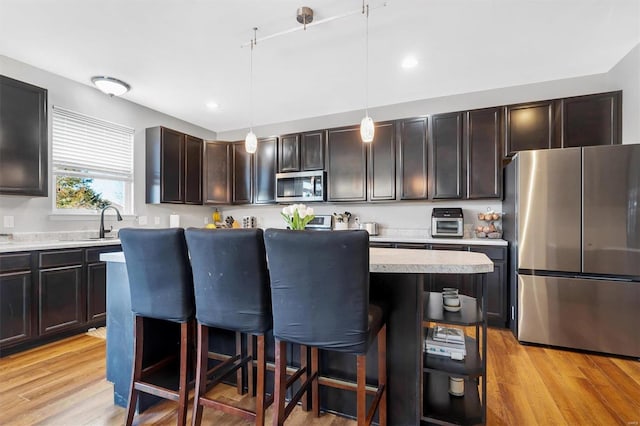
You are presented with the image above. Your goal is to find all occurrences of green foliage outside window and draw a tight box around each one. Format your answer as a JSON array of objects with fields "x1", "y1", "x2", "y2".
[{"x1": 56, "y1": 176, "x2": 111, "y2": 210}]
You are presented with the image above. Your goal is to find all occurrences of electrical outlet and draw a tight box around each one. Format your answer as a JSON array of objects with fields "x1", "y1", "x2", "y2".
[
  {"x1": 154, "y1": 216, "x2": 160, "y2": 225},
  {"x1": 138, "y1": 216, "x2": 148, "y2": 225},
  {"x1": 3, "y1": 216, "x2": 14, "y2": 228},
  {"x1": 204, "y1": 217, "x2": 209, "y2": 224}
]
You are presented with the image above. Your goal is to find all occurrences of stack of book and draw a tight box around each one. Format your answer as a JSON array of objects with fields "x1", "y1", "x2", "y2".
[{"x1": 424, "y1": 326, "x2": 466, "y2": 360}]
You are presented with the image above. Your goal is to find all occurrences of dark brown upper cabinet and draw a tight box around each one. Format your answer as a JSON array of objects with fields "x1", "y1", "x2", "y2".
[
  {"x1": 184, "y1": 135, "x2": 203, "y2": 204},
  {"x1": 466, "y1": 107, "x2": 503, "y2": 199},
  {"x1": 368, "y1": 121, "x2": 396, "y2": 201},
  {"x1": 430, "y1": 112, "x2": 464, "y2": 199},
  {"x1": 232, "y1": 141, "x2": 252, "y2": 204},
  {"x1": 278, "y1": 131, "x2": 325, "y2": 173},
  {"x1": 204, "y1": 141, "x2": 231, "y2": 204},
  {"x1": 254, "y1": 137, "x2": 278, "y2": 204},
  {"x1": 146, "y1": 126, "x2": 203, "y2": 204},
  {"x1": 278, "y1": 134, "x2": 300, "y2": 172},
  {"x1": 326, "y1": 126, "x2": 367, "y2": 202},
  {"x1": 398, "y1": 117, "x2": 429, "y2": 200},
  {"x1": 559, "y1": 91, "x2": 622, "y2": 148},
  {"x1": 301, "y1": 131, "x2": 325, "y2": 171},
  {"x1": 0, "y1": 76, "x2": 48, "y2": 196},
  {"x1": 504, "y1": 100, "x2": 554, "y2": 158}
]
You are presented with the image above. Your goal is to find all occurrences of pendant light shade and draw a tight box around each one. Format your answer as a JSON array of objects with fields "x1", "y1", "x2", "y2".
[
  {"x1": 360, "y1": 115, "x2": 374, "y2": 142},
  {"x1": 245, "y1": 130, "x2": 258, "y2": 154},
  {"x1": 360, "y1": 2, "x2": 374, "y2": 143}
]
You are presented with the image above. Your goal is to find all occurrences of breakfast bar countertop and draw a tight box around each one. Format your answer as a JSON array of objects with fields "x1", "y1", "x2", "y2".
[{"x1": 102, "y1": 247, "x2": 493, "y2": 274}]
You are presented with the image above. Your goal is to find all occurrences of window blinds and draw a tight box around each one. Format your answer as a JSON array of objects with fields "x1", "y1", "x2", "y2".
[{"x1": 52, "y1": 106, "x2": 134, "y2": 180}]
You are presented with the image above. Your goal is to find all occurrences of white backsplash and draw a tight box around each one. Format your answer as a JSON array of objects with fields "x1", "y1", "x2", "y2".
[{"x1": 216, "y1": 200, "x2": 503, "y2": 233}]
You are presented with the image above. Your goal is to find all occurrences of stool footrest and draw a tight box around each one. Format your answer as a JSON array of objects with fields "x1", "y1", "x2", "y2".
[
  {"x1": 285, "y1": 371, "x2": 318, "y2": 419},
  {"x1": 141, "y1": 355, "x2": 177, "y2": 377},
  {"x1": 198, "y1": 397, "x2": 255, "y2": 421},
  {"x1": 317, "y1": 375, "x2": 378, "y2": 395},
  {"x1": 134, "y1": 381, "x2": 179, "y2": 401}
]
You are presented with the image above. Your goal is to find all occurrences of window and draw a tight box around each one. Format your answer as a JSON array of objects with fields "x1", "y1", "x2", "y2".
[{"x1": 52, "y1": 106, "x2": 134, "y2": 214}]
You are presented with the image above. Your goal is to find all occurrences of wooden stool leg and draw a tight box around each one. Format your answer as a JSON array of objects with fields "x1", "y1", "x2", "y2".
[
  {"x1": 248, "y1": 334, "x2": 255, "y2": 397},
  {"x1": 192, "y1": 323, "x2": 209, "y2": 426},
  {"x1": 356, "y1": 354, "x2": 367, "y2": 426},
  {"x1": 272, "y1": 340, "x2": 287, "y2": 426},
  {"x1": 177, "y1": 322, "x2": 190, "y2": 426},
  {"x1": 235, "y1": 331, "x2": 244, "y2": 395},
  {"x1": 255, "y1": 335, "x2": 266, "y2": 426},
  {"x1": 378, "y1": 324, "x2": 387, "y2": 426},
  {"x1": 311, "y1": 347, "x2": 320, "y2": 417},
  {"x1": 301, "y1": 345, "x2": 309, "y2": 412},
  {"x1": 125, "y1": 316, "x2": 143, "y2": 426}
]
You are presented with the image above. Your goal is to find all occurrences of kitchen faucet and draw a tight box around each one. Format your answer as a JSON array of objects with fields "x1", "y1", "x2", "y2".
[{"x1": 99, "y1": 205, "x2": 123, "y2": 239}]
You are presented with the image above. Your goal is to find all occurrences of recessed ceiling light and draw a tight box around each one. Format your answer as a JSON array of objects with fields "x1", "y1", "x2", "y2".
[
  {"x1": 91, "y1": 76, "x2": 130, "y2": 96},
  {"x1": 401, "y1": 56, "x2": 418, "y2": 69},
  {"x1": 206, "y1": 101, "x2": 219, "y2": 110}
]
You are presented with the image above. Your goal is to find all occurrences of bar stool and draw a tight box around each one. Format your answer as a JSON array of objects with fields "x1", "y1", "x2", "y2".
[
  {"x1": 118, "y1": 228, "x2": 195, "y2": 426},
  {"x1": 185, "y1": 228, "x2": 272, "y2": 426},
  {"x1": 264, "y1": 229, "x2": 387, "y2": 426}
]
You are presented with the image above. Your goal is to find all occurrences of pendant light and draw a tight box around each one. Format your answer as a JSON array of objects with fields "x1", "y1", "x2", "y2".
[
  {"x1": 245, "y1": 28, "x2": 258, "y2": 154},
  {"x1": 360, "y1": 1, "x2": 374, "y2": 143}
]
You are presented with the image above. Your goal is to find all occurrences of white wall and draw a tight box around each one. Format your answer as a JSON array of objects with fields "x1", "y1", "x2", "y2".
[
  {"x1": 217, "y1": 73, "x2": 612, "y2": 141},
  {"x1": 0, "y1": 55, "x2": 219, "y2": 234},
  {"x1": 606, "y1": 42, "x2": 640, "y2": 144}
]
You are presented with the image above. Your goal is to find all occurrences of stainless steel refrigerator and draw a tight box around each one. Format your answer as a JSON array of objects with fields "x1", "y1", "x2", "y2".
[{"x1": 503, "y1": 144, "x2": 640, "y2": 358}]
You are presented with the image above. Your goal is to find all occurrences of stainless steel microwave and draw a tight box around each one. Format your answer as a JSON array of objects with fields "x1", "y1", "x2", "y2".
[{"x1": 275, "y1": 170, "x2": 325, "y2": 203}]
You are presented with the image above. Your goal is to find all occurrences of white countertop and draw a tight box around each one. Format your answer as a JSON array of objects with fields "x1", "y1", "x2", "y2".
[
  {"x1": 0, "y1": 238, "x2": 121, "y2": 253},
  {"x1": 102, "y1": 248, "x2": 493, "y2": 274},
  {"x1": 370, "y1": 235, "x2": 507, "y2": 246}
]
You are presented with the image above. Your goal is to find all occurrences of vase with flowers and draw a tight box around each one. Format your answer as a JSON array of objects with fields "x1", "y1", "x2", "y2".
[{"x1": 281, "y1": 204, "x2": 315, "y2": 230}]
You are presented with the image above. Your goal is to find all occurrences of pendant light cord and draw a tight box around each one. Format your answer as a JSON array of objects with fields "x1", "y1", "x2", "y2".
[
  {"x1": 364, "y1": 1, "x2": 369, "y2": 117},
  {"x1": 250, "y1": 27, "x2": 257, "y2": 132}
]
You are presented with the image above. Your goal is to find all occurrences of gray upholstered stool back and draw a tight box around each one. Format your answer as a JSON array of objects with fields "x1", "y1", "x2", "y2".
[{"x1": 119, "y1": 228, "x2": 194, "y2": 323}]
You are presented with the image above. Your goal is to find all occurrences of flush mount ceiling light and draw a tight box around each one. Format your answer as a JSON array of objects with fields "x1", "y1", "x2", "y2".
[
  {"x1": 360, "y1": 1, "x2": 374, "y2": 143},
  {"x1": 91, "y1": 76, "x2": 130, "y2": 97},
  {"x1": 206, "y1": 101, "x2": 219, "y2": 110},
  {"x1": 245, "y1": 28, "x2": 258, "y2": 154},
  {"x1": 401, "y1": 55, "x2": 418, "y2": 69}
]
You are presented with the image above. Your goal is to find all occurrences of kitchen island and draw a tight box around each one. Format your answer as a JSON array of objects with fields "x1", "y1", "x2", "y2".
[{"x1": 102, "y1": 247, "x2": 493, "y2": 425}]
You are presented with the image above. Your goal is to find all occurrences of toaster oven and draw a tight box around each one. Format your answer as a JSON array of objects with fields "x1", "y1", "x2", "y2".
[{"x1": 431, "y1": 208, "x2": 464, "y2": 238}]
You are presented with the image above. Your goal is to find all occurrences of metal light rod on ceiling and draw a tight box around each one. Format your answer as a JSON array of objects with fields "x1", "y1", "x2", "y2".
[{"x1": 240, "y1": 1, "x2": 388, "y2": 48}]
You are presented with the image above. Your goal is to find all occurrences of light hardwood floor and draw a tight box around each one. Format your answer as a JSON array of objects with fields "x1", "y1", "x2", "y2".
[{"x1": 0, "y1": 328, "x2": 639, "y2": 425}]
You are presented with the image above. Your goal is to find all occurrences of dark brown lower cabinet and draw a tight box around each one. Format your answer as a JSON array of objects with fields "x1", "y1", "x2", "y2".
[
  {"x1": 469, "y1": 246, "x2": 508, "y2": 328},
  {"x1": 86, "y1": 262, "x2": 107, "y2": 323},
  {"x1": 38, "y1": 265, "x2": 83, "y2": 335},
  {"x1": 0, "y1": 245, "x2": 119, "y2": 356},
  {"x1": 0, "y1": 271, "x2": 32, "y2": 347}
]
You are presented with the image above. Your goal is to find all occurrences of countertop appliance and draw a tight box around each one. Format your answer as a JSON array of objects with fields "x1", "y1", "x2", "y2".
[
  {"x1": 503, "y1": 144, "x2": 640, "y2": 357},
  {"x1": 431, "y1": 208, "x2": 464, "y2": 238},
  {"x1": 304, "y1": 214, "x2": 332, "y2": 231},
  {"x1": 275, "y1": 170, "x2": 325, "y2": 203}
]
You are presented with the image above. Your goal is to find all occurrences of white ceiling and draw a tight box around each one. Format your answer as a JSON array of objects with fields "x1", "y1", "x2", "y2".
[{"x1": 1, "y1": 0, "x2": 639, "y2": 133}]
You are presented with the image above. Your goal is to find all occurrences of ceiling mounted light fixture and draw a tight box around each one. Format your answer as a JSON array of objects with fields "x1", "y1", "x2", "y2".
[
  {"x1": 360, "y1": 1, "x2": 374, "y2": 143},
  {"x1": 296, "y1": 6, "x2": 314, "y2": 30},
  {"x1": 245, "y1": 27, "x2": 258, "y2": 154},
  {"x1": 91, "y1": 76, "x2": 130, "y2": 97}
]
